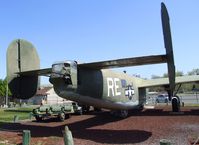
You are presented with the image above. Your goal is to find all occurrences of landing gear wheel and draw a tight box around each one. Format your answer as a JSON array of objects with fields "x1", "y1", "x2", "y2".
[
  {"x1": 111, "y1": 110, "x2": 128, "y2": 118},
  {"x1": 94, "y1": 107, "x2": 102, "y2": 112},
  {"x1": 78, "y1": 109, "x2": 83, "y2": 115},
  {"x1": 120, "y1": 110, "x2": 128, "y2": 118},
  {"x1": 172, "y1": 96, "x2": 180, "y2": 112},
  {"x1": 58, "y1": 113, "x2": 65, "y2": 122},
  {"x1": 65, "y1": 114, "x2": 71, "y2": 119},
  {"x1": 82, "y1": 105, "x2": 90, "y2": 113},
  {"x1": 138, "y1": 105, "x2": 144, "y2": 111}
]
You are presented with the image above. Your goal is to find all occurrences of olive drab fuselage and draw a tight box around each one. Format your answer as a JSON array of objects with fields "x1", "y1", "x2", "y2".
[{"x1": 50, "y1": 61, "x2": 146, "y2": 110}]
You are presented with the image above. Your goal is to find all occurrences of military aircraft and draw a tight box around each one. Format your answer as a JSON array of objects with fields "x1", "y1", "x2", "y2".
[{"x1": 6, "y1": 3, "x2": 199, "y2": 117}]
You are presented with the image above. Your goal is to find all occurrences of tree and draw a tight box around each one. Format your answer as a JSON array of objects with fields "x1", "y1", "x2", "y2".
[
  {"x1": 182, "y1": 69, "x2": 199, "y2": 92},
  {"x1": 188, "y1": 69, "x2": 199, "y2": 75},
  {"x1": 163, "y1": 71, "x2": 184, "y2": 78},
  {"x1": 0, "y1": 78, "x2": 12, "y2": 97},
  {"x1": 151, "y1": 75, "x2": 162, "y2": 79},
  {"x1": 150, "y1": 69, "x2": 199, "y2": 93},
  {"x1": 150, "y1": 71, "x2": 184, "y2": 92}
]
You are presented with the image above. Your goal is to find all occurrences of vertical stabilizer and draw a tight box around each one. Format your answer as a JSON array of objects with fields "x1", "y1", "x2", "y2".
[
  {"x1": 161, "y1": 3, "x2": 176, "y2": 98},
  {"x1": 7, "y1": 39, "x2": 40, "y2": 99}
]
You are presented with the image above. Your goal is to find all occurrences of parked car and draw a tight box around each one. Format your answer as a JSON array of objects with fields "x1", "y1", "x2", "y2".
[{"x1": 155, "y1": 94, "x2": 169, "y2": 103}]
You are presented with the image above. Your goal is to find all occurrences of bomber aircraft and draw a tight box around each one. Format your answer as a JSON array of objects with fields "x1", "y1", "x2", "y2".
[{"x1": 6, "y1": 3, "x2": 199, "y2": 118}]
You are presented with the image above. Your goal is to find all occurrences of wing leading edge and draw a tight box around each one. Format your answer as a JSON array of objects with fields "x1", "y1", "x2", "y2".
[{"x1": 78, "y1": 55, "x2": 167, "y2": 69}]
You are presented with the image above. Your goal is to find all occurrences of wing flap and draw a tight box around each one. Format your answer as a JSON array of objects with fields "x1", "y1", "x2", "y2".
[{"x1": 78, "y1": 55, "x2": 167, "y2": 69}]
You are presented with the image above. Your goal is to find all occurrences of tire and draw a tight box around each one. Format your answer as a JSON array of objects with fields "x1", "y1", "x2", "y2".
[
  {"x1": 172, "y1": 97, "x2": 180, "y2": 112},
  {"x1": 94, "y1": 107, "x2": 102, "y2": 112},
  {"x1": 78, "y1": 109, "x2": 83, "y2": 115},
  {"x1": 139, "y1": 105, "x2": 144, "y2": 111},
  {"x1": 120, "y1": 110, "x2": 128, "y2": 118},
  {"x1": 82, "y1": 105, "x2": 90, "y2": 113},
  {"x1": 35, "y1": 115, "x2": 43, "y2": 122},
  {"x1": 65, "y1": 114, "x2": 70, "y2": 119},
  {"x1": 58, "y1": 113, "x2": 65, "y2": 122},
  {"x1": 111, "y1": 110, "x2": 128, "y2": 118}
]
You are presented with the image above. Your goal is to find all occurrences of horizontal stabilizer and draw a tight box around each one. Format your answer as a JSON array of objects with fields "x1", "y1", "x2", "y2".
[
  {"x1": 79, "y1": 55, "x2": 167, "y2": 69},
  {"x1": 17, "y1": 68, "x2": 52, "y2": 76}
]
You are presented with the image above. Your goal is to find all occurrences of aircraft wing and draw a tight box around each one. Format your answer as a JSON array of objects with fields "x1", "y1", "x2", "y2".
[
  {"x1": 138, "y1": 75, "x2": 199, "y2": 88},
  {"x1": 78, "y1": 55, "x2": 167, "y2": 69},
  {"x1": 16, "y1": 55, "x2": 166, "y2": 76}
]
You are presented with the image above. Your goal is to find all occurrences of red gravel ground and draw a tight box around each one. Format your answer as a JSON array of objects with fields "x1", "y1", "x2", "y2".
[{"x1": 0, "y1": 105, "x2": 199, "y2": 145}]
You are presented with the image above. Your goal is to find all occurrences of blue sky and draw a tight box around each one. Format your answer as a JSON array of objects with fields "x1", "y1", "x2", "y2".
[{"x1": 0, "y1": 1, "x2": 199, "y2": 84}]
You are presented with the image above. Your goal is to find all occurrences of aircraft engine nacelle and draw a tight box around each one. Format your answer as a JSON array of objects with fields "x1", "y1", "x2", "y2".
[{"x1": 49, "y1": 61, "x2": 78, "y2": 93}]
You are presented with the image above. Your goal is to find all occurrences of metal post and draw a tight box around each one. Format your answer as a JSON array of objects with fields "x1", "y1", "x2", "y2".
[
  {"x1": 5, "y1": 79, "x2": 8, "y2": 107},
  {"x1": 63, "y1": 126, "x2": 74, "y2": 145},
  {"x1": 29, "y1": 113, "x2": 32, "y2": 120},
  {"x1": 13, "y1": 115, "x2": 19, "y2": 123},
  {"x1": 23, "y1": 130, "x2": 31, "y2": 145}
]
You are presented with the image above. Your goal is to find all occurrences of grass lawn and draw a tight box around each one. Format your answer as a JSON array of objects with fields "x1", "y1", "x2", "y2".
[
  {"x1": 0, "y1": 106, "x2": 37, "y2": 123},
  {"x1": 185, "y1": 104, "x2": 199, "y2": 107}
]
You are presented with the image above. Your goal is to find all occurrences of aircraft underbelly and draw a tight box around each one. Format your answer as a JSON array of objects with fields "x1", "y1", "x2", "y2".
[{"x1": 57, "y1": 90, "x2": 139, "y2": 110}]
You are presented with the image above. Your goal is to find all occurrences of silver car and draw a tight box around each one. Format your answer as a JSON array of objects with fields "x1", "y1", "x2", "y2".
[{"x1": 155, "y1": 94, "x2": 169, "y2": 103}]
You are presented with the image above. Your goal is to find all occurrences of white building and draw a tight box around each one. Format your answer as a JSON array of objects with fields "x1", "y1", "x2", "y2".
[{"x1": 28, "y1": 87, "x2": 68, "y2": 105}]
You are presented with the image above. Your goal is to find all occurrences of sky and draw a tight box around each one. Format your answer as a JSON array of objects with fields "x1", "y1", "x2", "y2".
[{"x1": 0, "y1": 1, "x2": 199, "y2": 84}]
